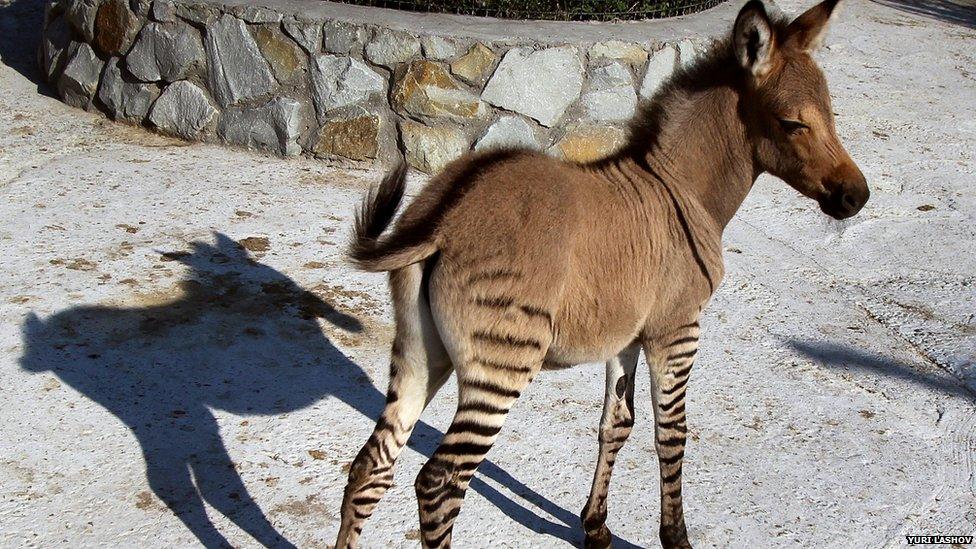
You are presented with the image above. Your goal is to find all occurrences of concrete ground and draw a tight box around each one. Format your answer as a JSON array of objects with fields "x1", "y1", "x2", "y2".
[{"x1": 1, "y1": 0, "x2": 974, "y2": 548}]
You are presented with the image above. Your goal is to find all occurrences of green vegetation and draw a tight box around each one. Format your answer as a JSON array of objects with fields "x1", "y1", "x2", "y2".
[{"x1": 339, "y1": 0, "x2": 724, "y2": 21}]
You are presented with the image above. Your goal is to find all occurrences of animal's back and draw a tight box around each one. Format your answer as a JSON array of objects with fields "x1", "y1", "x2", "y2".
[{"x1": 402, "y1": 148, "x2": 679, "y2": 364}]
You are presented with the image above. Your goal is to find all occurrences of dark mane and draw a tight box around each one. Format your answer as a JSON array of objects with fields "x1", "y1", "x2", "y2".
[{"x1": 617, "y1": 12, "x2": 793, "y2": 161}]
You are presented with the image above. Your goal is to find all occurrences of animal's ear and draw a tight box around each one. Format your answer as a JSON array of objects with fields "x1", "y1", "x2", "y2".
[
  {"x1": 785, "y1": 0, "x2": 843, "y2": 52},
  {"x1": 733, "y1": 0, "x2": 777, "y2": 78}
]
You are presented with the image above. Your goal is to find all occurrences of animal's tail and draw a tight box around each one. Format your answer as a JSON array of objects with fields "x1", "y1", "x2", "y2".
[{"x1": 348, "y1": 161, "x2": 438, "y2": 272}]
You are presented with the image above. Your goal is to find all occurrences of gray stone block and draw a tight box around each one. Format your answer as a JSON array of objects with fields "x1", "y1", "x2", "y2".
[
  {"x1": 233, "y1": 4, "x2": 282, "y2": 24},
  {"x1": 283, "y1": 20, "x2": 322, "y2": 55},
  {"x1": 173, "y1": 2, "x2": 218, "y2": 25},
  {"x1": 205, "y1": 15, "x2": 276, "y2": 107},
  {"x1": 323, "y1": 20, "x2": 365, "y2": 55},
  {"x1": 401, "y1": 120, "x2": 468, "y2": 174},
  {"x1": 148, "y1": 80, "x2": 216, "y2": 138},
  {"x1": 41, "y1": 14, "x2": 75, "y2": 82},
  {"x1": 365, "y1": 28, "x2": 420, "y2": 68},
  {"x1": 677, "y1": 38, "x2": 698, "y2": 69},
  {"x1": 482, "y1": 46, "x2": 583, "y2": 128},
  {"x1": 126, "y1": 21, "x2": 205, "y2": 83},
  {"x1": 66, "y1": 0, "x2": 97, "y2": 43},
  {"x1": 639, "y1": 45, "x2": 678, "y2": 99},
  {"x1": 582, "y1": 61, "x2": 637, "y2": 122},
  {"x1": 149, "y1": 0, "x2": 175, "y2": 22},
  {"x1": 58, "y1": 42, "x2": 105, "y2": 108},
  {"x1": 218, "y1": 97, "x2": 304, "y2": 156},
  {"x1": 421, "y1": 35, "x2": 463, "y2": 61},
  {"x1": 98, "y1": 57, "x2": 158, "y2": 120},
  {"x1": 475, "y1": 115, "x2": 541, "y2": 151},
  {"x1": 309, "y1": 54, "x2": 384, "y2": 119}
]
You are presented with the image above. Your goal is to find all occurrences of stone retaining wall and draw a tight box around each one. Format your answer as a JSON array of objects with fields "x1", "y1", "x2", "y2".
[{"x1": 39, "y1": 0, "x2": 732, "y2": 172}]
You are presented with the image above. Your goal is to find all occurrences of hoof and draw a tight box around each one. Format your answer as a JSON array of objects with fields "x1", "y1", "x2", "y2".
[
  {"x1": 660, "y1": 523, "x2": 691, "y2": 549},
  {"x1": 583, "y1": 525, "x2": 612, "y2": 549}
]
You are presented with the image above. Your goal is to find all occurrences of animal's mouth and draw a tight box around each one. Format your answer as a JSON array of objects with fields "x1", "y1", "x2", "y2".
[{"x1": 818, "y1": 191, "x2": 864, "y2": 220}]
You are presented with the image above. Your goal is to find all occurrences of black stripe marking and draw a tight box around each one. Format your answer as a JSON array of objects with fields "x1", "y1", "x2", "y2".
[
  {"x1": 462, "y1": 378, "x2": 522, "y2": 399},
  {"x1": 671, "y1": 362, "x2": 694, "y2": 379},
  {"x1": 474, "y1": 356, "x2": 534, "y2": 374},
  {"x1": 659, "y1": 449, "x2": 685, "y2": 465},
  {"x1": 668, "y1": 349, "x2": 697, "y2": 361},
  {"x1": 437, "y1": 441, "x2": 494, "y2": 456},
  {"x1": 359, "y1": 479, "x2": 393, "y2": 493},
  {"x1": 376, "y1": 436, "x2": 393, "y2": 463},
  {"x1": 351, "y1": 495, "x2": 380, "y2": 506},
  {"x1": 425, "y1": 525, "x2": 452, "y2": 548},
  {"x1": 519, "y1": 304, "x2": 553, "y2": 324},
  {"x1": 472, "y1": 295, "x2": 514, "y2": 309},
  {"x1": 420, "y1": 484, "x2": 465, "y2": 513},
  {"x1": 374, "y1": 416, "x2": 394, "y2": 435},
  {"x1": 668, "y1": 336, "x2": 699, "y2": 347},
  {"x1": 454, "y1": 460, "x2": 481, "y2": 473},
  {"x1": 471, "y1": 330, "x2": 541, "y2": 350},
  {"x1": 457, "y1": 400, "x2": 510, "y2": 415},
  {"x1": 662, "y1": 483, "x2": 682, "y2": 498},
  {"x1": 447, "y1": 420, "x2": 502, "y2": 438},
  {"x1": 669, "y1": 401, "x2": 686, "y2": 418},
  {"x1": 605, "y1": 433, "x2": 630, "y2": 444},
  {"x1": 661, "y1": 376, "x2": 689, "y2": 396},
  {"x1": 661, "y1": 467, "x2": 683, "y2": 485},
  {"x1": 657, "y1": 435, "x2": 685, "y2": 448},
  {"x1": 659, "y1": 392, "x2": 685, "y2": 412},
  {"x1": 612, "y1": 415, "x2": 634, "y2": 430},
  {"x1": 657, "y1": 416, "x2": 686, "y2": 430}
]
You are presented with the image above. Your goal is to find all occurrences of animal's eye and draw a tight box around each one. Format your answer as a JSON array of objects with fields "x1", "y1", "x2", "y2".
[{"x1": 778, "y1": 118, "x2": 808, "y2": 135}]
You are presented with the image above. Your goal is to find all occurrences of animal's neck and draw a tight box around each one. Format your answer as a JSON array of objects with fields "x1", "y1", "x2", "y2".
[{"x1": 629, "y1": 85, "x2": 757, "y2": 230}]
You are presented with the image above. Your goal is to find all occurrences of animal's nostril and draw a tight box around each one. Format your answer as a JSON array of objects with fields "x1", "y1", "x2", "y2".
[{"x1": 841, "y1": 193, "x2": 858, "y2": 211}]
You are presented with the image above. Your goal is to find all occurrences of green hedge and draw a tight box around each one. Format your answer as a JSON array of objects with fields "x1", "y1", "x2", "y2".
[{"x1": 338, "y1": 0, "x2": 725, "y2": 21}]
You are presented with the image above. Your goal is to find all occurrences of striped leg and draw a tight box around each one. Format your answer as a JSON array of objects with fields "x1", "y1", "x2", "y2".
[
  {"x1": 646, "y1": 321, "x2": 699, "y2": 549},
  {"x1": 581, "y1": 344, "x2": 641, "y2": 549},
  {"x1": 414, "y1": 366, "x2": 537, "y2": 549},
  {"x1": 336, "y1": 265, "x2": 452, "y2": 548}
]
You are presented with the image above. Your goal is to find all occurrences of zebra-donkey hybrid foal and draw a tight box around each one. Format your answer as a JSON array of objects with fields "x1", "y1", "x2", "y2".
[{"x1": 336, "y1": 1, "x2": 869, "y2": 547}]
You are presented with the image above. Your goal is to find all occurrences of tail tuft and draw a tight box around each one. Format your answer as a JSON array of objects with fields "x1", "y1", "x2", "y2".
[{"x1": 348, "y1": 162, "x2": 437, "y2": 272}]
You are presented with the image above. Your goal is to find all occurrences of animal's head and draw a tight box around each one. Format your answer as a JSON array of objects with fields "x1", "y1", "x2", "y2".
[{"x1": 734, "y1": 0, "x2": 868, "y2": 219}]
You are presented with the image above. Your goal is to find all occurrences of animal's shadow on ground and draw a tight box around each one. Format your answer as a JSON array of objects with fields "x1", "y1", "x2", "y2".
[
  {"x1": 0, "y1": 0, "x2": 53, "y2": 94},
  {"x1": 873, "y1": 0, "x2": 976, "y2": 29},
  {"x1": 19, "y1": 233, "x2": 639, "y2": 548},
  {"x1": 786, "y1": 339, "x2": 975, "y2": 402}
]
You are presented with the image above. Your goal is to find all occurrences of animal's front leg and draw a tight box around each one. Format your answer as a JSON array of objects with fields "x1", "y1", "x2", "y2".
[
  {"x1": 645, "y1": 321, "x2": 699, "y2": 549},
  {"x1": 581, "y1": 344, "x2": 641, "y2": 549}
]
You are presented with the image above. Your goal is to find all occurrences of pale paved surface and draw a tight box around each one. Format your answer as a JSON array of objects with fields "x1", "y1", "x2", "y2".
[{"x1": 1, "y1": 1, "x2": 975, "y2": 548}]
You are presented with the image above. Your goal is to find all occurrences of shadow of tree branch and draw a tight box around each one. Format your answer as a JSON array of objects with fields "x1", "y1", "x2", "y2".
[{"x1": 784, "y1": 338, "x2": 975, "y2": 403}]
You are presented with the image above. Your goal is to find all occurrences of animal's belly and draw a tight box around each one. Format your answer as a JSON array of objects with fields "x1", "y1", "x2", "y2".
[{"x1": 544, "y1": 314, "x2": 643, "y2": 366}]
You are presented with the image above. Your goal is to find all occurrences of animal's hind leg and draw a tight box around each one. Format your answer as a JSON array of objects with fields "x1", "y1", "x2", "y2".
[
  {"x1": 415, "y1": 266, "x2": 553, "y2": 548},
  {"x1": 335, "y1": 263, "x2": 452, "y2": 548},
  {"x1": 414, "y1": 364, "x2": 539, "y2": 548},
  {"x1": 581, "y1": 344, "x2": 641, "y2": 549}
]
